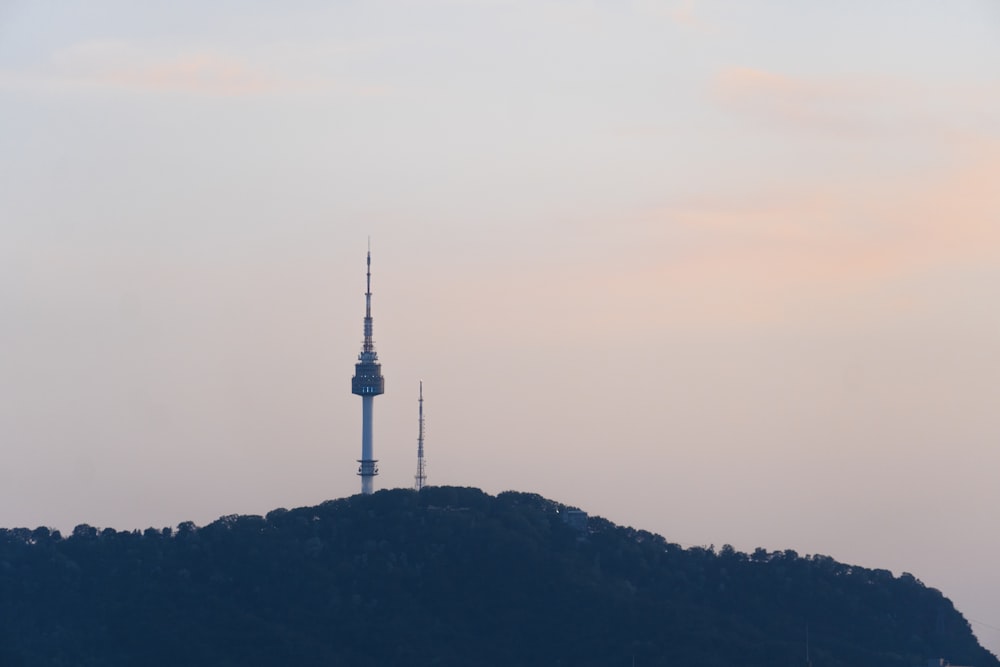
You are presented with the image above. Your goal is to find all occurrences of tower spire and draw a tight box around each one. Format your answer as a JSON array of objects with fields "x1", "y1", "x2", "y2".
[
  {"x1": 363, "y1": 242, "x2": 374, "y2": 353},
  {"x1": 415, "y1": 381, "x2": 427, "y2": 490},
  {"x1": 351, "y1": 242, "x2": 385, "y2": 495}
]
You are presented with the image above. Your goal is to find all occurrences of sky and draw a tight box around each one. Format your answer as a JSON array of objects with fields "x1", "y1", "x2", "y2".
[{"x1": 2, "y1": 0, "x2": 1000, "y2": 655}]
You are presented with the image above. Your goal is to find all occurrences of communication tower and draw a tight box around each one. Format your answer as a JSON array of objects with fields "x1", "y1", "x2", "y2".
[
  {"x1": 351, "y1": 244, "x2": 385, "y2": 495},
  {"x1": 415, "y1": 381, "x2": 427, "y2": 490}
]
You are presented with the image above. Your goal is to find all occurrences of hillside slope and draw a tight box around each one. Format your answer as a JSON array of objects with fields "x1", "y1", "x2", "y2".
[{"x1": 0, "y1": 487, "x2": 994, "y2": 667}]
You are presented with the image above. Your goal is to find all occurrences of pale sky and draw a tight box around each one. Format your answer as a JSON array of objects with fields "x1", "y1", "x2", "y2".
[{"x1": 2, "y1": 0, "x2": 1000, "y2": 655}]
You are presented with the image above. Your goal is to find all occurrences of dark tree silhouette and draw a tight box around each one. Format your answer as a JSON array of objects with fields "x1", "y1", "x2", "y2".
[{"x1": 0, "y1": 487, "x2": 994, "y2": 667}]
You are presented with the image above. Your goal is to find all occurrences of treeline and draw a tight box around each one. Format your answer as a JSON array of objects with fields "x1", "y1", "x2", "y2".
[{"x1": 0, "y1": 486, "x2": 994, "y2": 667}]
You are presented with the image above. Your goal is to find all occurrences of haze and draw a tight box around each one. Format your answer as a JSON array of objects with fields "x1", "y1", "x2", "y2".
[{"x1": 2, "y1": 0, "x2": 999, "y2": 655}]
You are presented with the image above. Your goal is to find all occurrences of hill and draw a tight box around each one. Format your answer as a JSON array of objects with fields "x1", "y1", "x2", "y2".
[{"x1": 0, "y1": 487, "x2": 994, "y2": 667}]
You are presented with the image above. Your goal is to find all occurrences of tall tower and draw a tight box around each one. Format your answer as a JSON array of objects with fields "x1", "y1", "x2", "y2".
[
  {"x1": 351, "y1": 244, "x2": 385, "y2": 495},
  {"x1": 414, "y1": 381, "x2": 427, "y2": 490}
]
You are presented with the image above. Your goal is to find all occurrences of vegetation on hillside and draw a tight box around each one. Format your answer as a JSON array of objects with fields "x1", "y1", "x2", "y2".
[{"x1": 0, "y1": 487, "x2": 993, "y2": 667}]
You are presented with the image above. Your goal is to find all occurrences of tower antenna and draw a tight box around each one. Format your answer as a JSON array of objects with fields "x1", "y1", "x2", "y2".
[
  {"x1": 351, "y1": 243, "x2": 385, "y2": 494},
  {"x1": 415, "y1": 381, "x2": 427, "y2": 490}
]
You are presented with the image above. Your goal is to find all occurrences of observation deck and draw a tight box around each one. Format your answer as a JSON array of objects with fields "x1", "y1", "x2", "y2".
[{"x1": 352, "y1": 356, "x2": 385, "y2": 396}]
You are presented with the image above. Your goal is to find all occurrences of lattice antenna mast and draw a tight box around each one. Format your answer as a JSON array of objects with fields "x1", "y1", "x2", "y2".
[
  {"x1": 415, "y1": 381, "x2": 427, "y2": 490},
  {"x1": 351, "y1": 241, "x2": 385, "y2": 495}
]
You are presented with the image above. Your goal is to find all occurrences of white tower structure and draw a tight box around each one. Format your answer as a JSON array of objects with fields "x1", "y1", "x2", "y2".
[
  {"x1": 415, "y1": 381, "x2": 427, "y2": 490},
  {"x1": 350, "y1": 245, "x2": 385, "y2": 495}
]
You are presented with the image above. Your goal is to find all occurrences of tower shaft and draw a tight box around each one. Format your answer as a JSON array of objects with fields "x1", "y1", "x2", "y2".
[
  {"x1": 351, "y1": 245, "x2": 384, "y2": 495},
  {"x1": 360, "y1": 396, "x2": 376, "y2": 494}
]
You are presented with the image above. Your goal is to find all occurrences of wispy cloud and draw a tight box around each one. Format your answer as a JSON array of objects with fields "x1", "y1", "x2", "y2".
[
  {"x1": 713, "y1": 64, "x2": 1000, "y2": 157},
  {"x1": 453, "y1": 141, "x2": 1000, "y2": 339},
  {"x1": 635, "y1": 143, "x2": 1000, "y2": 326},
  {"x1": 665, "y1": 0, "x2": 700, "y2": 27},
  {"x1": 93, "y1": 53, "x2": 283, "y2": 96},
  {"x1": 636, "y1": 0, "x2": 709, "y2": 30},
  {"x1": 712, "y1": 66, "x2": 892, "y2": 138},
  {"x1": 2, "y1": 41, "x2": 332, "y2": 97}
]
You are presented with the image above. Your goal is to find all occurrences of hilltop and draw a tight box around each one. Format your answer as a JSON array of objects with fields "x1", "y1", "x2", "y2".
[{"x1": 0, "y1": 487, "x2": 994, "y2": 667}]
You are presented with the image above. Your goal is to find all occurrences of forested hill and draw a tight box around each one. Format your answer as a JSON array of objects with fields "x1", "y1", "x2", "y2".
[{"x1": 0, "y1": 487, "x2": 994, "y2": 667}]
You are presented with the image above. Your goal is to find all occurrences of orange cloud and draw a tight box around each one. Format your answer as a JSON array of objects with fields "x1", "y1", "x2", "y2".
[
  {"x1": 637, "y1": 144, "x2": 1000, "y2": 326},
  {"x1": 98, "y1": 53, "x2": 283, "y2": 96},
  {"x1": 16, "y1": 41, "x2": 323, "y2": 96},
  {"x1": 636, "y1": 0, "x2": 709, "y2": 30},
  {"x1": 447, "y1": 141, "x2": 1000, "y2": 341},
  {"x1": 712, "y1": 66, "x2": 910, "y2": 138},
  {"x1": 53, "y1": 49, "x2": 387, "y2": 98},
  {"x1": 669, "y1": 0, "x2": 698, "y2": 25}
]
